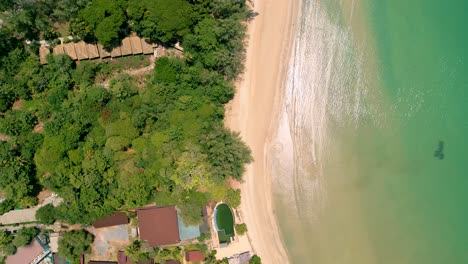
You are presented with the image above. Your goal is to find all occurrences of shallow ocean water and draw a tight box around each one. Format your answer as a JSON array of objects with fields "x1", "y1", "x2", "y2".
[{"x1": 271, "y1": 0, "x2": 468, "y2": 263}]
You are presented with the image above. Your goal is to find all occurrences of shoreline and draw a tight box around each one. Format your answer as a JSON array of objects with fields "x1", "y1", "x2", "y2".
[{"x1": 225, "y1": 0, "x2": 299, "y2": 263}]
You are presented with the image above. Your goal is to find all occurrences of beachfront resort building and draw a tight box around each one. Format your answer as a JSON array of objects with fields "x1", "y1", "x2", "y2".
[{"x1": 136, "y1": 206, "x2": 181, "y2": 247}]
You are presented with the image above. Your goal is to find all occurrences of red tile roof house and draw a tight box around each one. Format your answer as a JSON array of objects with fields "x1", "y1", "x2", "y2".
[
  {"x1": 185, "y1": 251, "x2": 204, "y2": 262},
  {"x1": 136, "y1": 206, "x2": 180, "y2": 247}
]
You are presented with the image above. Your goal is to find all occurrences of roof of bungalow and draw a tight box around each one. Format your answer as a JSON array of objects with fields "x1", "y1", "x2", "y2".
[
  {"x1": 54, "y1": 44, "x2": 65, "y2": 55},
  {"x1": 6, "y1": 238, "x2": 47, "y2": 264},
  {"x1": 39, "y1": 46, "x2": 50, "y2": 64},
  {"x1": 92, "y1": 212, "x2": 129, "y2": 228},
  {"x1": 121, "y1": 37, "x2": 133, "y2": 56},
  {"x1": 110, "y1": 44, "x2": 122, "y2": 58},
  {"x1": 130, "y1": 36, "x2": 143, "y2": 54},
  {"x1": 75, "y1": 41, "x2": 89, "y2": 60},
  {"x1": 63, "y1": 43, "x2": 78, "y2": 60},
  {"x1": 185, "y1": 251, "x2": 204, "y2": 262},
  {"x1": 87, "y1": 43, "x2": 100, "y2": 59},
  {"x1": 137, "y1": 206, "x2": 180, "y2": 247},
  {"x1": 97, "y1": 44, "x2": 111, "y2": 58},
  {"x1": 53, "y1": 44, "x2": 65, "y2": 55},
  {"x1": 141, "y1": 39, "x2": 154, "y2": 54}
]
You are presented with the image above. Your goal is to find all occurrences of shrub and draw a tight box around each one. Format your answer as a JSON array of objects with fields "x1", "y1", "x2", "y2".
[
  {"x1": 198, "y1": 232, "x2": 211, "y2": 242},
  {"x1": 36, "y1": 204, "x2": 57, "y2": 225},
  {"x1": 235, "y1": 223, "x2": 247, "y2": 236},
  {"x1": 13, "y1": 228, "x2": 39, "y2": 247}
]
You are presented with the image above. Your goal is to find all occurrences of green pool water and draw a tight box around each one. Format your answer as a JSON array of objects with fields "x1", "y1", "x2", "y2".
[{"x1": 214, "y1": 203, "x2": 234, "y2": 243}]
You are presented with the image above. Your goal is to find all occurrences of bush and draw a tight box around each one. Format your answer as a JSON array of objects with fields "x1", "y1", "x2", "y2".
[
  {"x1": 224, "y1": 189, "x2": 241, "y2": 208},
  {"x1": 36, "y1": 204, "x2": 57, "y2": 225},
  {"x1": 0, "y1": 199, "x2": 15, "y2": 215},
  {"x1": 249, "y1": 255, "x2": 261, "y2": 264},
  {"x1": 13, "y1": 228, "x2": 39, "y2": 247},
  {"x1": 58, "y1": 230, "x2": 94, "y2": 262},
  {"x1": 235, "y1": 223, "x2": 247, "y2": 236},
  {"x1": 198, "y1": 232, "x2": 211, "y2": 242}
]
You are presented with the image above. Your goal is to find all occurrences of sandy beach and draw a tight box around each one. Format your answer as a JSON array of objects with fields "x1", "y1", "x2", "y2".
[{"x1": 225, "y1": 0, "x2": 298, "y2": 263}]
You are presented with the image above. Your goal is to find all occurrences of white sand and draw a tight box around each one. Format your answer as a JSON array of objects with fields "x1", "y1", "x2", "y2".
[{"x1": 224, "y1": 0, "x2": 298, "y2": 263}]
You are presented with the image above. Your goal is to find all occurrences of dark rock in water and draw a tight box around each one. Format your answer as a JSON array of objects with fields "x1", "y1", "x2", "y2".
[{"x1": 434, "y1": 140, "x2": 444, "y2": 160}]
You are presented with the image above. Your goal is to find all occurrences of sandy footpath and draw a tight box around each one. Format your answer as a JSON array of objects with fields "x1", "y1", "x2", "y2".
[{"x1": 224, "y1": 0, "x2": 298, "y2": 263}]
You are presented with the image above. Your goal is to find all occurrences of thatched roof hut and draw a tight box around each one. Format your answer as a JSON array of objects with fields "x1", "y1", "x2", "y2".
[
  {"x1": 87, "y1": 44, "x2": 100, "y2": 59},
  {"x1": 97, "y1": 44, "x2": 111, "y2": 58},
  {"x1": 63, "y1": 43, "x2": 77, "y2": 60},
  {"x1": 130, "y1": 36, "x2": 143, "y2": 54},
  {"x1": 110, "y1": 45, "x2": 122, "y2": 58},
  {"x1": 121, "y1": 37, "x2": 133, "y2": 56},
  {"x1": 53, "y1": 44, "x2": 65, "y2": 55},
  {"x1": 141, "y1": 39, "x2": 154, "y2": 54},
  {"x1": 75, "y1": 41, "x2": 89, "y2": 60},
  {"x1": 39, "y1": 46, "x2": 50, "y2": 64}
]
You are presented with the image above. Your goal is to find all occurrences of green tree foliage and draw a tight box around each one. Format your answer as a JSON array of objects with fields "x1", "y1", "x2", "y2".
[
  {"x1": 224, "y1": 189, "x2": 241, "y2": 208},
  {"x1": 0, "y1": 0, "x2": 253, "y2": 227},
  {"x1": 0, "y1": 199, "x2": 15, "y2": 215},
  {"x1": 198, "y1": 232, "x2": 211, "y2": 243},
  {"x1": 249, "y1": 255, "x2": 262, "y2": 264},
  {"x1": 235, "y1": 223, "x2": 247, "y2": 236},
  {"x1": 0, "y1": 230, "x2": 15, "y2": 256},
  {"x1": 58, "y1": 230, "x2": 94, "y2": 263},
  {"x1": 0, "y1": 141, "x2": 39, "y2": 207},
  {"x1": 127, "y1": 0, "x2": 194, "y2": 44},
  {"x1": 12, "y1": 228, "x2": 39, "y2": 247},
  {"x1": 125, "y1": 240, "x2": 149, "y2": 262},
  {"x1": 36, "y1": 204, "x2": 57, "y2": 225},
  {"x1": 72, "y1": 0, "x2": 127, "y2": 47},
  {"x1": 201, "y1": 124, "x2": 252, "y2": 181}
]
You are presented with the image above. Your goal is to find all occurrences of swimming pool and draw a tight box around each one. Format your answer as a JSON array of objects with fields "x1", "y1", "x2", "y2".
[{"x1": 214, "y1": 203, "x2": 234, "y2": 243}]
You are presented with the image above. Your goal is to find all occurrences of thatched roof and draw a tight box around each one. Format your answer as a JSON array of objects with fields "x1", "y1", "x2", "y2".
[
  {"x1": 110, "y1": 45, "x2": 122, "y2": 58},
  {"x1": 121, "y1": 37, "x2": 132, "y2": 56},
  {"x1": 39, "y1": 46, "x2": 50, "y2": 64},
  {"x1": 75, "y1": 41, "x2": 89, "y2": 60},
  {"x1": 53, "y1": 44, "x2": 65, "y2": 55},
  {"x1": 87, "y1": 43, "x2": 100, "y2": 59},
  {"x1": 97, "y1": 44, "x2": 111, "y2": 58},
  {"x1": 141, "y1": 39, "x2": 154, "y2": 54},
  {"x1": 63, "y1": 43, "x2": 77, "y2": 60},
  {"x1": 130, "y1": 36, "x2": 143, "y2": 54}
]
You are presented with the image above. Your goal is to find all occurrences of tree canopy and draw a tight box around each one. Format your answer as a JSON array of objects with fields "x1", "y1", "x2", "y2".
[
  {"x1": 58, "y1": 230, "x2": 94, "y2": 263},
  {"x1": 0, "y1": 0, "x2": 252, "y2": 226}
]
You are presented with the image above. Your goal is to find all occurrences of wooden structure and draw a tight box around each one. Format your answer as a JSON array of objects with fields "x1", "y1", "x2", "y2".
[
  {"x1": 39, "y1": 36, "x2": 156, "y2": 64},
  {"x1": 39, "y1": 46, "x2": 50, "y2": 64}
]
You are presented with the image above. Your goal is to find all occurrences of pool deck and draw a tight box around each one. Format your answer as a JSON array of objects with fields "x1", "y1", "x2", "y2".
[{"x1": 209, "y1": 203, "x2": 254, "y2": 260}]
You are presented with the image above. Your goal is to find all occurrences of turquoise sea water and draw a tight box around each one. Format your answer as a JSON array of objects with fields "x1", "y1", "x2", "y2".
[{"x1": 271, "y1": 0, "x2": 468, "y2": 263}]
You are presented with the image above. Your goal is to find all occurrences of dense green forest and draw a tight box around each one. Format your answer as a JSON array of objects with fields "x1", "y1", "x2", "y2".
[{"x1": 0, "y1": 0, "x2": 254, "y2": 226}]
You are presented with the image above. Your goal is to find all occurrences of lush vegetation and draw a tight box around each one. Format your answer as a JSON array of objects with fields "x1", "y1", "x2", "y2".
[
  {"x1": 0, "y1": 0, "x2": 253, "y2": 229},
  {"x1": 58, "y1": 230, "x2": 94, "y2": 263},
  {"x1": 235, "y1": 223, "x2": 247, "y2": 236},
  {"x1": 249, "y1": 255, "x2": 262, "y2": 264},
  {"x1": 12, "y1": 228, "x2": 39, "y2": 248},
  {"x1": 0, "y1": 230, "x2": 16, "y2": 256}
]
